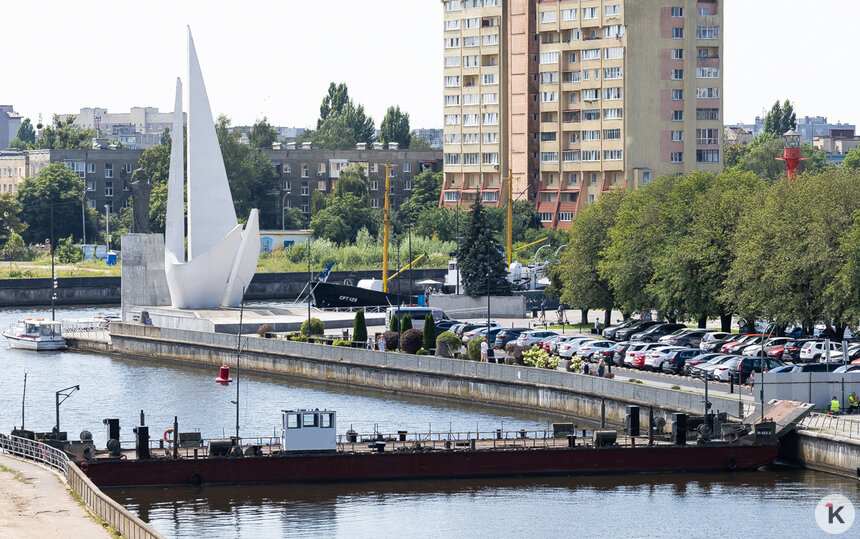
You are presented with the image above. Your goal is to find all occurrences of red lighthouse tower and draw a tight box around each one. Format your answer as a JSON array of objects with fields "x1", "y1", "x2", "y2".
[{"x1": 775, "y1": 129, "x2": 807, "y2": 180}]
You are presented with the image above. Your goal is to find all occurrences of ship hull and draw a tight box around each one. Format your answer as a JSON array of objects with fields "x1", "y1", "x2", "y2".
[
  {"x1": 311, "y1": 282, "x2": 414, "y2": 309},
  {"x1": 83, "y1": 443, "x2": 777, "y2": 488}
]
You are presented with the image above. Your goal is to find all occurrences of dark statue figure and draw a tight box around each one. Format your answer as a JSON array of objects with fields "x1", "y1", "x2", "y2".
[{"x1": 123, "y1": 168, "x2": 152, "y2": 234}]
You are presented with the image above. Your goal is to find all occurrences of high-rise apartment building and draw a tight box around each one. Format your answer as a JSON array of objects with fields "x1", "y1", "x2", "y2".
[{"x1": 441, "y1": 0, "x2": 723, "y2": 227}]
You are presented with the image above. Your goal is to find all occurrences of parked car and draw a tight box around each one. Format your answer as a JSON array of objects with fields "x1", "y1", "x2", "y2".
[
  {"x1": 602, "y1": 319, "x2": 636, "y2": 340},
  {"x1": 643, "y1": 346, "x2": 684, "y2": 371},
  {"x1": 660, "y1": 329, "x2": 713, "y2": 348},
  {"x1": 551, "y1": 335, "x2": 592, "y2": 355},
  {"x1": 661, "y1": 348, "x2": 705, "y2": 375},
  {"x1": 577, "y1": 340, "x2": 616, "y2": 361},
  {"x1": 825, "y1": 344, "x2": 860, "y2": 363},
  {"x1": 558, "y1": 338, "x2": 597, "y2": 358},
  {"x1": 799, "y1": 341, "x2": 843, "y2": 362},
  {"x1": 700, "y1": 332, "x2": 735, "y2": 351},
  {"x1": 493, "y1": 328, "x2": 530, "y2": 349},
  {"x1": 683, "y1": 353, "x2": 724, "y2": 376},
  {"x1": 727, "y1": 356, "x2": 786, "y2": 383},
  {"x1": 626, "y1": 343, "x2": 670, "y2": 369},
  {"x1": 611, "y1": 342, "x2": 631, "y2": 367},
  {"x1": 464, "y1": 326, "x2": 505, "y2": 344},
  {"x1": 786, "y1": 362, "x2": 844, "y2": 373},
  {"x1": 629, "y1": 323, "x2": 687, "y2": 343},
  {"x1": 614, "y1": 321, "x2": 662, "y2": 342},
  {"x1": 720, "y1": 334, "x2": 763, "y2": 354},
  {"x1": 435, "y1": 319, "x2": 461, "y2": 333},
  {"x1": 768, "y1": 365, "x2": 795, "y2": 373},
  {"x1": 833, "y1": 364, "x2": 860, "y2": 373},
  {"x1": 712, "y1": 357, "x2": 743, "y2": 381},
  {"x1": 742, "y1": 337, "x2": 792, "y2": 357},
  {"x1": 541, "y1": 335, "x2": 567, "y2": 353},
  {"x1": 516, "y1": 331, "x2": 558, "y2": 348},
  {"x1": 778, "y1": 339, "x2": 820, "y2": 363},
  {"x1": 459, "y1": 322, "x2": 501, "y2": 339},
  {"x1": 691, "y1": 355, "x2": 737, "y2": 379}
]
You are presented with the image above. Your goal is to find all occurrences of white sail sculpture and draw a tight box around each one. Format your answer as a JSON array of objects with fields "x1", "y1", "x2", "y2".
[{"x1": 164, "y1": 28, "x2": 260, "y2": 309}]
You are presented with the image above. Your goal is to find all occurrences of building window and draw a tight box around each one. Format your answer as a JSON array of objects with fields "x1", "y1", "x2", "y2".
[
  {"x1": 696, "y1": 149, "x2": 720, "y2": 163},
  {"x1": 696, "y1": 67, "x2": 720, "y2": 78},
  {"x1": 464, "y1": 114, "x2": 479, "y2": 127},
  {"x1": 481, "y1": 191, "x2": 499, "y2": 203},
  {"x1": 696, "y1": 26, "x2": 720, "y2": 40},
  {"x1": 444, "y1": 134, "x2": 460, "y2": 145},
  {"x1": 87, "y1": 163, "x2": 95, "y2": 174},
  {"x1": 540, "y1": 11, "x2": 556, "y2": 23},
  {"x1": 371, "y1": 198, "x2": 380, "y2": 208},
  {"x1": 568, "y1": 173, "x2": 578, "y2": 185},
  {"x1": 404, "y1": 180, "x2": 413, "y2": 191},
  {"x1": 318, "y1": 163, "x2": 326, "y2": 174},
  {"x1": 445, "y1": 114, "x2": 461, "y2": 126},
  {"x1": 562, "y1": 8, "x2": 577, "y2": 21},
  {"x1": 482, "y1": 132, "x2": 499, "y2": 144},
  {"x1": 541, "y1": 132, "x2": 557, "y2": 142},
  {"x1": 482, "y1": 152, "x2": 499, "y2": 165},
  {"x1": 558, "y1": 212, "x2": 573, "y2": 222},
  {"x1": 696, "y1": 108, "x2": 720, "y2": 121},
  {"x1": 371, "y1": 163, "x2": 379, "y2": 173},
  {"x1": 463, "y1": 17, "x2": 479, "y2": 29},
  {"x1": 671, "y1": 130, "x2": 684, "y2": 142},
  {"x1": 463, "y1": 36, "x2": 479, "y2": 47},
  {"x1": 583, "y1": 7, "x2": 598, "y2": 19},
  {"x1": 88, "y1": 199, "x2": 96, "y2": 209},
  {"x1": 582, "y1": 89, "x2": 599, "y2": 102},
  {"x1": 603, "y1": 128, "x2": 621, "y2": 140},
  {"x1": 301, "y1": 164, "x2": 309, "y2": 177},
  {"x1": 302, "y1": 203, "x2": 309, "y2": 213},
  {"x1": 672, "y1": 89, "x2": 684, "y2": 100},
  {"x1": 583, "y1": 48, "x2": 600, "y2": 61},
  {"x1": 696, "y1": 128, "x2": 719, "y2": 145},
  {"x1": 463, "y1": 153, "x2": 479, "y2": 165},
  {"x1": 672, "y1": 69, "x2": 684, "y2": 80},
  {"x1": 603, "y1": 150, "x2": 623, "y2": 161},
  {"x1": 582, "y1": 130, "x2": 600, "y2": 141},
  {"x1": 672, "y1": 28, "x2": 685, "y2": 39},
  {"x1": 445, "y1": 153, "x2": 461, "y2": 165},
  {"x1": 463, "y1": 55, "x2": 479, "y2": 68},
  {"x1": 604, "y1": 67, "x2": 623, "y2": 80},
  {"x1": 539, "y1": 212, "x2": 554, "y2": 222},
  {"x1": 444, "y1": 38, "x2": 460, "y2": 49},
  {"x1": 463, "y1": 132, "x2": 479, "y2": 144},
  {"x1": 85, "y1": 180, "x2": 95, "y2": 192},
  {"x1": 301, "y1": 182, "x2": 309, "y2": 196},
  {"x1": 445, "y1": 95, "x2": 460, "y2": 107},
  {"x1": 445, "y1": 1, "x2": 462, "y2": 11},
  {"x1": 642, "y1": 171, "x2": 651, "y2": 184},
  {"x1": 403, "y1": 163, "x2": 411, "y2": 173},
  {"x1": 539, "y1": 71, "x2": 558, "y2": 85},
  {"x1": 604, "y1": 25, "x2": 624, "y2": 38},
  {"x1": 671, "y1": 7, "x2": 684, "y2": 17},
  {"x1": 563, "y1": 151, "x2": 580, "y2": 163},
  {"x1": 444, "y1": 19, "x2": 460, "y2": 31},
  {"x1": 540, "y1": 152, "x2": 559, "y2": 163},
  {"x1": 604, "y1": 108, "x2": 623, "y2": 120},
  {"x1": 445, "y1": 76, "x2": 461, "y2": 87},
  {"x1": 482, "y1": 112, "x2": 499, "y2": 125},
  {"x1": 104, "y1": 163, "x2": 113, "y2": 178},
  {"x1": 672, "y1": 110, "x2": 684, "y2": 122},
  {"x1": 582, "y1": 151, "x2": 600, "y2": 162},
  {"x1": 284, "y1": 163, "x2": 291, "y2": 173},
  {"x1": 369, "y1": 180, "x2": 379, "y2": 191},
  {"x1": 482, "y1": 73, "x2": 498, "y2": 85},
  {"x1": 604, "y1": 4, "x2": 620, "y2": 16},
  {"x1": 604, "y1": 87, "x2": 622, "y2": 100},
  {"x1": 672, "y1": 49, "x2": 684, "y2": 60},
  {"x1": 482, "y1": 93, "x2": 499, "y2": 105},
  {"x1": 539, "y1": 51, "x2": 559, "y2": 64},
  {"x1": 540, "y1": 91, "x2": 558, "y2": 103},
  {"x1": 670, "y1": 152, "x2": 684, "y2": 163},
  {"x1": 444, "y1": 191, "x2": 460, "y2": 202},
  {"x1": 583, "y1": 109, "x2": 600, "y2": 121},
  {"x1": 463, "y1": 93, "x2": 479, "y2": 106},
  {"x1": 696, "y1": 87, "x2": 720, "y2": 98},
  {"x1": 445, "y1": 56, "x2": 460, "y2": 68}
]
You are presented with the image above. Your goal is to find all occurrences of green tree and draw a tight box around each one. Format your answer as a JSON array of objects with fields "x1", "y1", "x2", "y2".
[
  {"x1": 313, "y1": 82, "x2": 375, "y2": 147},
  {"x1": 379, "y1": 106, "x2": 412, "y2": 149},
  {"x1": 458, "y1": 199, "x2": 512, "y2": 297},
  {"x1": 160, "y1": 127, "x2": 171, "y2": 147},
  {"x1": 557, "y1": 189, "x2": 627, "y2": 327},
  {"x1": 333, "y1": 164, "x2": 369, "y2": 198},
  {"x1": 390, "y1": 313, "x2": 400, "y2": 333},
  {"x1": 413, "y1": 206, "x2": 458, "y2": 241},
  {"x1": 0, "y1": 192, "x2": 27, "y2": 244},
  {"x1": 300, "y1": 317, "x2": 324, "y2": 336},
  {"x1": 780, "y1": 99, "x2": 797, "y2": 134},
  {"x1": 8, "y1": 118, "x2": 37, "y2": 149},
  {"x1": 310, "y1": 193, "x2": 375, "y2": 244},
  {"x1": 247, "y1": 117, "x2": 278, "y2": 149},
  {"x1": 34, "y1": 115, "x2": 97, "y2": 149},
  {"x1": 17, "y1": 163, "x2": 87, "y2": 244},
  {"x1": 842, "y1": 146, "x2": 860, "y2": 171},
  {"x1": 763, "y1": 100, "x2": 797, "y2": 136},
  {"x1": 723, "y1": 143, "x2": 751, "y2": 169},
  {"x1": 1, "y1": 231, "x2": 28, "y2": 260},
  {"x1": 56, "y1": 235, "x2": 83, "y2": 263},
  {"x1": 486, "y1": 200, "x2": 543, "y2": 244},
  {"x1": 399, "y1": 170, "x2": 442, "y2": 224},
  {"x1": 353, "y1": 309, "x2": 367, "y2": 342},
  {"x1": 282, "y1": 207, "x2": 305, "y2": 229},
  {"x1": 409, "y1": 135, "x2": 431, "y2": 149},
  {"x1": 401, "y1": 314, "x2": 413, "y2": 332},
  {"x1": 423, "y1": 314, "x2": 436, "y2": 351}
]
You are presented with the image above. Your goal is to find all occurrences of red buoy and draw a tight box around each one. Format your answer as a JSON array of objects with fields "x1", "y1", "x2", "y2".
[{"x1": 215, "y1": 365, "x2": 233, "y2": 385}]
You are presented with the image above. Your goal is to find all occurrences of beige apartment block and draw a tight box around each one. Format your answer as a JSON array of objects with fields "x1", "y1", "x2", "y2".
[{"x1": 440, "y1": 0, "x2": 723, "y2": 227}]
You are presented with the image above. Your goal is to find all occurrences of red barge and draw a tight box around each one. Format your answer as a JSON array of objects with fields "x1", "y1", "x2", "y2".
[{"x1": 70, "y1": 409, "x2": 779, "y2": 488}]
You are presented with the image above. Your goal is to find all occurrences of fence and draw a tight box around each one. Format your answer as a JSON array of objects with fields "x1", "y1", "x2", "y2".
[
  {"x1": 799, "y1": 412, "x2": 860, "y2": 440},
  {"x1": 761, "y1": 371, "x2": 860, "y2": 409},
  {"x1": 0, "y1": 434, "x2": 163, "y2": 539}
]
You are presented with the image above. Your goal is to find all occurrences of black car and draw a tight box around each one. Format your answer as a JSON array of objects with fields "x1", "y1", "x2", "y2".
[
  {"x1": 435, "y1": 319, "x2": 461, "y2": 333},
  {"x1": 787, "y1": 362, "x2": 843, "y2": 373},
  {"x1": 611, "y1": 342, "x2": 631, "y2": 367},
  {"x1": 701, "y1": 334, "x2": 737, "y2": 352},
  {"x1": 602, "y1": 319, "x2": 635, "y2": 340},
  {"x1": 682, "y1": 352, "x2": 723, "y2": 376},
  {"x1": 614, "y1": 320, "x2": 661, "y2": 342},
  {"x1": 630, "y1": 323, "x2": 687, "y2": 343},
  {"x1": 661, "y1": 348, "x2": 705, "y2": 374},
  {"x1": 493, "y1": 328, "x2": 530, "y2": 349},
  {"x1": 729, "y1": 357, "x2": 786, "y2": 383},
  {"x1": 663, "y1": 329, "x2": 712, "y2": 348}
]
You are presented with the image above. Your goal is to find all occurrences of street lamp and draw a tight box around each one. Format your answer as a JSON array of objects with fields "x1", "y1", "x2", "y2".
[{"x1": 776, "y1": 129, "x2": 807, "y2": 181}]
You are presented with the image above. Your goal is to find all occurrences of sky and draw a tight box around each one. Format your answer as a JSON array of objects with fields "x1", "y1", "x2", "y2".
[{"x1": 2, "y1": 0, "x2": 859, "y2": 131}]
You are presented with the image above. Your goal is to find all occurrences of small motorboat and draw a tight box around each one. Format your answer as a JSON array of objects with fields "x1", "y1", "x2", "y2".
[{"x1": 3, "y1": 318, "x2": 66, "y2": 351}]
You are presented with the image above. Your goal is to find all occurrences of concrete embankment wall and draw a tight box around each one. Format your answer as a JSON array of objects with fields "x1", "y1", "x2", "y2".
[
  {"x1": 100, "y1": 323, "x2": 744, "y2": 426},
  {"x1": 0, "y1": 269, "x2": 446, "y2": 308},
  {"x1": 780, "y1": 430, "x2": 860, "y2": 479},
  {"x1": 429, "y1": 295, "x2": 527, "y2": 319}
]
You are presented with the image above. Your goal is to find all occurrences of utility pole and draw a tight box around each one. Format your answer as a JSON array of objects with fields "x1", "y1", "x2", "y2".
[
  {"x1": 505, "y1": 169, "x2": 513, "y2": 266},
  {"x1": 105, "y1": 204, "x2": 110, "y2": 252},
  {"x1": 455, "y1": 201, "x2": 460, "y2": 295},
  {"x1": 382, "y1": 163, "x2": 396, "y2": 293}
]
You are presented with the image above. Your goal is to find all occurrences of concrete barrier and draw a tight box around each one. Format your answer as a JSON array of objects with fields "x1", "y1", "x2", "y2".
[
  {"x1": 762, "y1": 372, "x2": 860, "y2": 410},
  {"x1": 429, "y1": 294, "x2": 527, "y2": 318},
  {"x1": 106, "y1": 323, "x2": 744, "y2": 425},
  {"x1": 780, "y1": 430, "x2": 860, "y2": 479}
]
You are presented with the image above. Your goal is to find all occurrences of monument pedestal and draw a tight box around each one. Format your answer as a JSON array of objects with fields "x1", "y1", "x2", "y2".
[{"x1": 121, "y1": 233, "x2": 170, "y2": 322}]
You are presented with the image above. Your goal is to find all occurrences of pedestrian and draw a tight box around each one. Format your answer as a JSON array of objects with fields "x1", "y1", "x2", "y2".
[
  {"x1": 367, "y1": 336, "x2": 374, "y2": 350},
  {"x1": 830, "y1": 395, "x2": 841, "y2": 415},
  {"x1": 480, "y1": 339, "x2": 489, "y2": 362},
  {"x1": 557, "y1": 303, "x2": 565, "y2": 324},
  {"x1": 598, "y1": 358, "x2": 606, "y2": 377},
  {"x1": 582, "y1": 361, "x2": 590, "y2": 375},
  {"x1": 379, "y1": 335, "x2": 386, "y2": 352},
  {"x1": 540, "y1": 300, "x2": 547, "y2": 323},
  {"x1": 849, "y1": 392, "x2": 859, "y2": 415},
  {"x1": 748, "y1": 371, "x2": 755, "y2": 395}
]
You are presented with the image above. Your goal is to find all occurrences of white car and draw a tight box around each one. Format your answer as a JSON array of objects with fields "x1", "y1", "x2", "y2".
[
  {"x1": 712, "y1": 357, "x2": 743, "y2": 381},
  {"x1": 799, "y1": 341, "x2": 843, "y2": 362},
  {"x1": 624, "y1": 342, "x2": 668, "y2": 368},
  {"x1": 559, "y1": 338, "x2": 597, "y2": 358},
  {"x1": 551, "y1": 335, "x2": 590, "y2": 354},
  {"x1": 516, "y1": 331, "x2": 557, "y2": 348},
  {"x1": 643, "y1": 346, "x2": 683, "y2": 370},
  {"x1": 576, "y1": 340, "x2": 615, "y2": 361},
  {"x1": 742, "y1": 337, "x2": 792, "y2": 357}
]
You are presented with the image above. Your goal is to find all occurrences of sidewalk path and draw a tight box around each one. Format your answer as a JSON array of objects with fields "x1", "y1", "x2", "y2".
[{"x1": 0, "y1": 454, "x2": 109, "y2": 538}]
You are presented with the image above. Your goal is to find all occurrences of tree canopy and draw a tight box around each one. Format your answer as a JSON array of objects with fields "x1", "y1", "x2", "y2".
[
  {"x1": 379, "y1": 106, "x2": 412, "y2": 149},
  {"x1": 17, "y1": 163, "x2": 88, "y2": 244},
  {"x1": 8, "y1": 118, "x2": 36, "y2": 149},
  {"x1": 0, "y1": 193, "x2": 27, "y2": 245},
  {"x1": 399, "y1": 170, "x2": 442, "y2": 225},
  {"x1": 763, "y1": 99, "x2": 797, "y2": 136},
  {"x1": 34, "y1": 115, "x2": 97, "y2": 150},
  {"x1": 457, "y1": 199, "x2": 511, "y2": 297},
  {"x1": 304, "y1": 82, "x2": 375, "y2": 148},
  {"x1": 247, "y1": 117, "x2": 278, "y2": 149}
]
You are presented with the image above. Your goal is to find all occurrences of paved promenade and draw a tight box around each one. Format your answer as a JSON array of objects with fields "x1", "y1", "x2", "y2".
[{"x1": 0, "y1": 454, "x2": 109, "y2": 538}]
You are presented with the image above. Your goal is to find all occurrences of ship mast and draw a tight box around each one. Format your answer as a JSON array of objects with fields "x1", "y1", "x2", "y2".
[{"x1": 382, "y1": 162, "x2": 396, "y2": 293}]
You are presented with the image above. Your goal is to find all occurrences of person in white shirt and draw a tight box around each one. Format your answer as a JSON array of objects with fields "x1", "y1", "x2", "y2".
[{"x1": 480, "y1": 339, "x2": 489, "y2": 362}]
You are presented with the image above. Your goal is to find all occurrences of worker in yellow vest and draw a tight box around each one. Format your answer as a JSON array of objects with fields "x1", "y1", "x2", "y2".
[
  {"x1": 830, "y1": 396, "x2": 840, "y2": 415},
  {"x1": 849, "y1": 392, "x2": 859, "y2": 414}
]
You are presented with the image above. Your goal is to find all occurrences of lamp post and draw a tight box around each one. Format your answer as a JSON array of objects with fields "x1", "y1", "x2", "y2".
[{"x1": 776, "y1": 129, "x2": 807, "y2": 180}]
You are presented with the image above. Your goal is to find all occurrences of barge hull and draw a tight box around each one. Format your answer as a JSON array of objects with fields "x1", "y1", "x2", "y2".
[{"x1": 84, "y1": 444, "x2": 777, "y2": 487}]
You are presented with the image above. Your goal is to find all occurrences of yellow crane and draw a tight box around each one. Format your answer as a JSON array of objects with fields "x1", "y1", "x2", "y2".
[{"x1": 389, "y1": 252, "x2": 427, "y2": 280}]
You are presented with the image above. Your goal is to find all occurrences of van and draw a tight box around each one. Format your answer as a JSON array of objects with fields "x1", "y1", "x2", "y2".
[{"x1": 386, "y1": 307, "x2": 450, "y2": 331}]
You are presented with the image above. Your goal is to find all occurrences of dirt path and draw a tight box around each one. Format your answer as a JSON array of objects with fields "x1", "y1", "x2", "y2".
[{"x1": 0, "y1": 454, "x2": 110, "y2": 538}]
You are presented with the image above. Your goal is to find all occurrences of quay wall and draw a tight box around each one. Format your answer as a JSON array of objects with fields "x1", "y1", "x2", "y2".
[
  {"x1": 0, "y1": 269, "x2": 446, "y2": 307},
  {"x1": 103, "y1": 323, "x2": 744, "y2": 427},
  {"x1": 780, "y1": 430, "x2": 860, "y2": 480}
]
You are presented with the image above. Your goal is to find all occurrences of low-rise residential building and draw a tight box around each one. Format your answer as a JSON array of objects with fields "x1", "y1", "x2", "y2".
[
  {"x1": 57, "y1": 107, "x2": 184, "y2": 149},
  {"x1": 724, "y1": 126, "x2": 753, "y2": 145}
]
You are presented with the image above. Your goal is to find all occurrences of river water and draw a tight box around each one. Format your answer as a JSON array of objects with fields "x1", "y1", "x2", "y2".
[{"x1": 2, "y1": 306, "x2": 858, "y2": 538}]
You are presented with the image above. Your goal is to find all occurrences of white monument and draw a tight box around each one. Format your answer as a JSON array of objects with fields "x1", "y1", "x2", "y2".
[{"x1": 164, "y1": 29, "x2": 260, "y2": 309}]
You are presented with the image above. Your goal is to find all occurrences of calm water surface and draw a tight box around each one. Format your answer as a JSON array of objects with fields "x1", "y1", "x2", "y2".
[{"x1": 2, "y1": 306, "x2": 858, "y2": 538}]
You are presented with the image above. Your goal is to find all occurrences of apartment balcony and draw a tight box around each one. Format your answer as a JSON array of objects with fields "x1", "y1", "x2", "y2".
[{"x1": 697, "y1": 57, "x2": 720, "y2": 68}]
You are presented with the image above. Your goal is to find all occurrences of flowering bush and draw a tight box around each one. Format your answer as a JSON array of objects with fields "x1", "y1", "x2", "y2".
[{"x1": 522, "y1": 345, "x2": 559, "y2": 369}]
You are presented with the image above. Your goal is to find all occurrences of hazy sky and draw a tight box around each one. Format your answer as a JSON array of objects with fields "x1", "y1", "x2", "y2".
[{"x1": 3, "y1": 1, "x2": 858, "y2": 130}]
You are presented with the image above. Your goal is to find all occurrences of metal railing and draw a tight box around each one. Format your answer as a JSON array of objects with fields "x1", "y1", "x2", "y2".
[
  {"x1": 798, "y1": 412, "x2": 860, "y2": 440},
  {"x1": 0, "y1": 434, "x2": 163, "y2": 539},
  {"x1": 62, "y1": 320, "x2": 112, "y2": 343}
]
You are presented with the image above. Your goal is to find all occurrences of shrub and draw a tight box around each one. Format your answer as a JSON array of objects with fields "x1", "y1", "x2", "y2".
[
  {"x1": 505, "y1": 342, "x2": 517, "y2": 354},
  {"x1": 509, "y1": 345, "x2": 529, "y2": 365},
  {"x1": 670, "y1": 385, "x2": 681, "y2": 391},
  {"x1": 423, "y1": 314, "x2": 436, "y2": 351},
  {"x1": 256, "y1": 323, "x2": 274, "y2": 337},
  {"x1": 353, "y1": 310, "x2": 367, "y2": 342},
  {"x1": 436, "y1": 331, "x2": 462, "y2": 351},
  {"x1": 389, "y1": 315, "x2": 400, "y2": 333},
  {"x1": 400, "y1": 328, "x2": 423, "y2": 354},
  {"x1": 416, "y1": 349, "x2": 429, "y2": 355},
  {"x1": 333, "y1": 340, "x2": 351, "y2": 347},
  {"x1": 522, "y1": 346, "x2": 558, "y2": 369},
  {"x1": 467, "y1": 337, "x2": 485, "y2": 361},
  {"x1": 300, "y1": 317, "x2": 324, "y2": 336},
  {"x1": 291, "y1": 335, "x2": 308, "y2": 342},
  {"x1": 382, "y1": 331, "x2": 399, "y2": 351},
  {"x1": 1, "y1": 232, "x2": 31, "y2": 261},
  {"x1": 570, "y1": 357, "x2": 583, "y2": 373},
  {"x1": 401, "y1": 314, "x2": 413, "y2": 332},
  {"x1": 56, "y1": 235, "x2": 83, "y2": 264}
]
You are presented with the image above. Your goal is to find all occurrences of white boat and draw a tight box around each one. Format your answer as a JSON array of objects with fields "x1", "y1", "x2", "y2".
[{"x1": 3, "y1": 319, "x2": 66, "y2": 351}]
